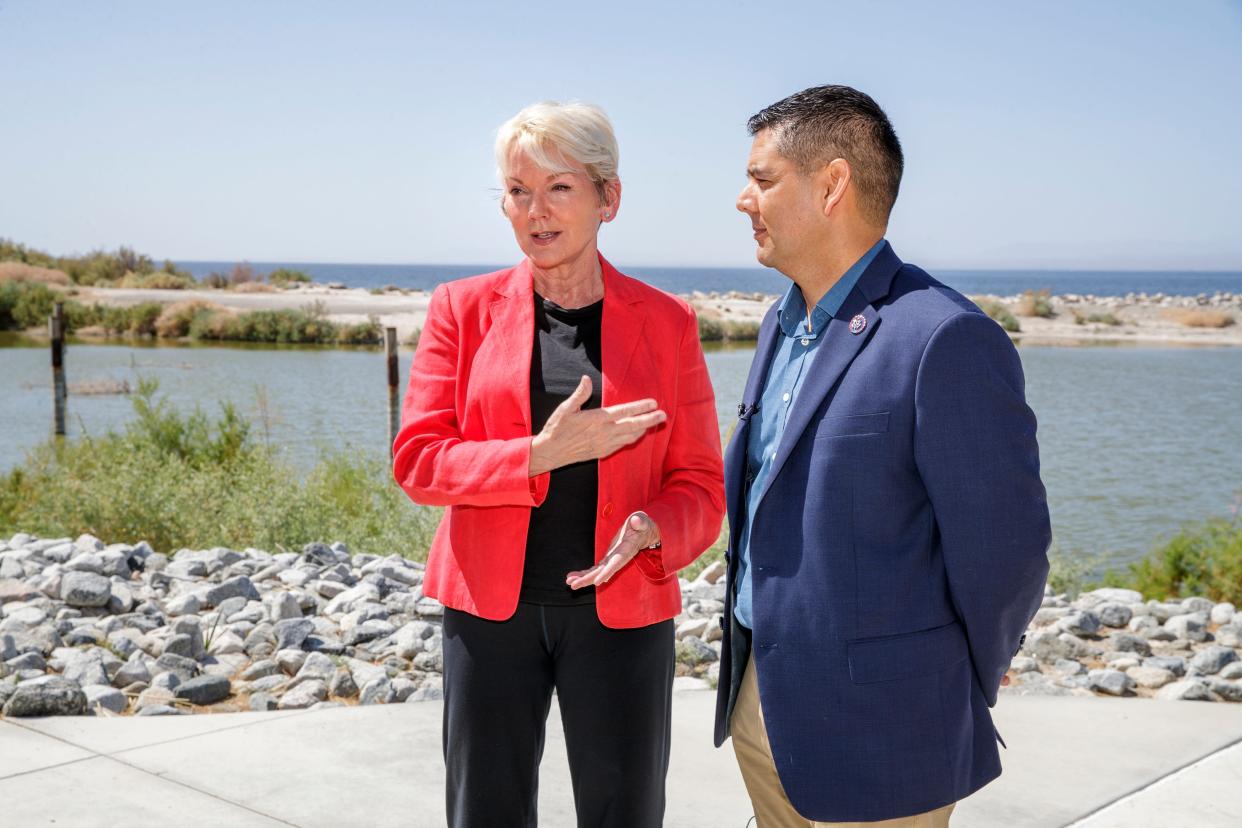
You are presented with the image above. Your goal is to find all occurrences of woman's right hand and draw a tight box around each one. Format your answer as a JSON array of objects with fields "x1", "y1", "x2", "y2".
[{"x1": 528, "y1": 376, "x2": 666, "y2": 476}]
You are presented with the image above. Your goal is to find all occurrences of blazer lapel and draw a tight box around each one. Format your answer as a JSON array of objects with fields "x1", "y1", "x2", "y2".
[
  {"x1": 485, "y1": 262, "x2": 536, "y2": 433},
  {"x1": 725, "y1": 303, "x2": 781, "y2": 532},
  {"x1": 599, "y1": 255, "x2": 644, "y2": 405},
  {"x1": 751, "y1": 244, "x2": 902, "y2": 509}
]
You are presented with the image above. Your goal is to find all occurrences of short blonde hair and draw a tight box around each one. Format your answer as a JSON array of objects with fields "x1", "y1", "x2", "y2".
[{"x1": 495, "y1": 101, "x2": 619, "y2": 202}]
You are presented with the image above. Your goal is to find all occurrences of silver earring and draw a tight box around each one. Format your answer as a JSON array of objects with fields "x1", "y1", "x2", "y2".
[{"x1": 603, "y1": 211, "x2": 611, "y2": 219}]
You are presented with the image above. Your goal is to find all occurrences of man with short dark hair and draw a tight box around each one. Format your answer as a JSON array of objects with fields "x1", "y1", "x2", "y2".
[{"x1": 714, "y1": 84, "x2": 1051, "y2": 826}]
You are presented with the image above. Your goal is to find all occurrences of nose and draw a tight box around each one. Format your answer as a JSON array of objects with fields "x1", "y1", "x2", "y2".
[
  {"x1": 528, "y1": 189, "x2": 549, "y2": 220},
  {"x1": 736, "y1": 182, "x2": 755, "y2": 214}
]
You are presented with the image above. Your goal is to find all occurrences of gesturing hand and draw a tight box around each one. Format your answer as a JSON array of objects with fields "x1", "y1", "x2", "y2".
[
  {"x1": 566, "y1": 512, "x2": 661, "y2": 590},
  {"x1": 529, "y1": 376, "x2": 666, "y2": 476}
]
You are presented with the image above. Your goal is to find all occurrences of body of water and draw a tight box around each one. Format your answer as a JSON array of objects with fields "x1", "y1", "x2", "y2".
[
  {"x1": 177, "y1": 260, "x2": 1242, "y2": 299},
  {"x1": 3, "y1": 337, "x2": 1239, "y2": 574}
]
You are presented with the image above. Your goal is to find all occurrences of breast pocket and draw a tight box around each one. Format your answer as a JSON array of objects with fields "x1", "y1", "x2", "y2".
[{"x1": 813, "y1": 411, "x2": 890, "y2": 440}]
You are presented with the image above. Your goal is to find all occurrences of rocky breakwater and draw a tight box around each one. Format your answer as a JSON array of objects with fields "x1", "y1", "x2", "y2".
[
  {"x1": 0, "y1": 532, "x2": 731, "y2": 718},
  {"x1": 1005, "y1": 586, "x2": 1242, "y2": 702}
]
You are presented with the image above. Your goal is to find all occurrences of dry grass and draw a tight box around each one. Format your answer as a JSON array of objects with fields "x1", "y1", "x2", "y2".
[
  {"x1": 155, "y1": 299, "x2": 225, "y2": 338},
  {"x1": 1162, "y1": 308, "x2": 1236, "y2": 328},
  {"x1": 231, "y1": 282, "x2": 276, "y2": 293},
  {"x1": 0, "y1": 261, "x2": 72, "y2": 285},
  {"x1": 68, "y1": 379, "x2": 132, "y2": 396},
  {"x1": 1013, "y1": 288, "x2": 1055, "y2": 318}
]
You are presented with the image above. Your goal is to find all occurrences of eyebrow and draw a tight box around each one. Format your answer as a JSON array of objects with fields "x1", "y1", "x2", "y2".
[
  {"x1": 506, "y1": 171, "x2": 577, "y2": 184},
  {"x1": 747, "y1": 165, "x2": 773, "y2": 178}
]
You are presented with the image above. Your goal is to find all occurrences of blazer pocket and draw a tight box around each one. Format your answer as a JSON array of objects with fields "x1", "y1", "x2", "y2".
[
  {"x1": 846, "y1": 620, "x2": 969, "y2": 684},
  {"x1": 814, "y1": 411, "x2": 890, "y2": 440}
]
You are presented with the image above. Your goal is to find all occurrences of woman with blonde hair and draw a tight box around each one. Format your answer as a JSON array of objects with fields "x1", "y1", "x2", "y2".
[{"x1": 393, "y1": 101, "x2": 725, "y2": 827}]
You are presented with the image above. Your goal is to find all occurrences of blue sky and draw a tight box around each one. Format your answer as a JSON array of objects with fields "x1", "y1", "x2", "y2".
[{"x1": 1, "y1": 1, "x2": 1240, "y2": 269}]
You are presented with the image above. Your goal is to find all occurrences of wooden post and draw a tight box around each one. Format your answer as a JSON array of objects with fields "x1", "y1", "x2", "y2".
[
  {"x1": 386, "y1": 327, "x2": 400, "y2": 455},
  {"x1": 50, "y1": 302, "x2": 67, "y2": 436}
]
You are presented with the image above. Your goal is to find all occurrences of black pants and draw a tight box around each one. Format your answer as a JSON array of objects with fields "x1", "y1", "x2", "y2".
[{"x1": 442, "y1": 603, "x2": 674, "y2": 828}]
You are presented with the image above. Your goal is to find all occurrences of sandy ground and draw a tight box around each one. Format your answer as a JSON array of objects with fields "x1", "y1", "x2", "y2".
[{"x1": 70, "y1": 283, "x2": 1242, "y2": 348}]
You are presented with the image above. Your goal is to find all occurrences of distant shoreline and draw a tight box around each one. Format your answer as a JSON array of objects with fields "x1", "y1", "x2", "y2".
[{"x1": 13, "y1": 282, "x2": 1242, "y2": 348}]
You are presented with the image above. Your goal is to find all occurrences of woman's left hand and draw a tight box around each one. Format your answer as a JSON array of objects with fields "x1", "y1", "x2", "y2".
[{"x1": 566, "y1": 511, "x2": 660, "y2": 590}]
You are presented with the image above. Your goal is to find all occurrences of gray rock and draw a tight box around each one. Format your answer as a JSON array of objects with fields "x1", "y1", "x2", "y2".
[
  {"x1": 1213, "y1": 625, "x2": 1242, "y2": 648},
  {"x1": 412, "y1": 651, "x2": 443, "y2": 673},
  {"x1": 360, "y1": 677, "x2": 396, "y2": 705},
  {"x1": 274, "y1": 618, "x2": 315, "y2": 650},
  {"x1": 1052, "y1": 659, "x2": 1086, "y2": 676},
  {"x1": 114, "y1": 658, "x2": 152, "y2": 687},
  {"x1": 62, "y1": 650, "x2": 109, "y2": 687},
  {"x1": 60, "y1": 572, "x2": 111, "y2": 609},
  {"x1": 1164, "y1": 614, "x2": 1209, "y2": 642},
  {"x1": 1009, "y1": 656, "x2": 1039, "y2": 674},
  {"x1": 344, "y1": 620, "x2": 395, "y2": 646},
  {"x1": 267, "y1": 591, "x2": 302, "y2": 622},
  {"x1": 240, "y1": 660, "x2": 281, "y2": 681},
  {"x1": 83, "y1": 684, "x2": 128, "y2": 714},
  {"x1": 1108, "y1": 632, "x2": 1152, "y2": 657},
  {"x1": 278, "y1": 679, "x2": 328, "y2": 709},
  {"x1": 414, "y1": 597, "x2": 444, "y2": 618},
  {"x1": 276, "y1": 648, "x2": 309, "y2": 675},
  {"x1": 202, "y1": 576, "x2": 260, "y2": 609},
  {"x1": 1220, "y1": 662, "x2": 1242, "y2": 681},
  {"x1": 329, "y1": 668, "x2": 359, "y2": 698},
  {"x1": 0, "y1": 633, "x2": 17, "y2": 661},
  {"x1": 1059, "y1": 610, "x2": 1101, "y2": 637},
  {"x1": 250, "y1": 692, "x2": 279, "y2": 711},
  {"x1": 174, "y1": 675, "x2": 232, "y2": 706},
  {"x1": 1128, "y1": 615, "x2": 1160, "y2": 635},
  {"x1": 150, "y1": 671, "x2": 181, "y2": 691},
  {"x1": 1210, "y1": 602, "x2": 1237, "y2": 626},
  {"x1": 294, "y1": 651, "x2": 335, "y2": 682},
  {"x1": 407, "y1": 687, "x2": 443, "y2": 702},
  {"x1": 675, "y1": 636, "x2": 718, "y2": 666},
  {"x1": 1127, "y1": 666, "x2": 1176, "y2": 689},
  {"x1": 1181, "y1": 597, "x2": 1215, "y2": 615},
  {"x1": 165, "y1": 593, "x2": 203, "y2": 616},
  {"x1": 390, "y1": 678, "x2": 418, "y2": 702},
  {"x1": 1208, "y1": 679, "x2": 1242, "y2": 702},
  {"x1": 1096, "y1": 603, "x2": 1133, "y2": 628},
  {"x1": 135, "y1": 704, "x2": 184, "y2": 716},
  {"x1": 1083, "y1": 588, "x2": 1143, "y2": 605},
  {"x1": 1088, "y1": 669, "x2": 1135, "y2": 696},
  {"x1": 162, "y1": 634, "x2": 196, "y2": 659},
  {"x1": 1189, "y1": 645, "x2": 1238, "y2": 676},
  {"x1": 153, "y1": 653, "x2": 198, "y2": 682},
  {"x1": 7, "y1": 651, "x2": 47, "y2": 672},
  {"x1": 2, "y1": 678, "x2": 88, "y2": 716},
  {"x1": 1156, "y1": 680, "x2": 1213, "y2": 701},
  {"x1": 242, "y1": 623, "x2": 276, "y2": 657}
]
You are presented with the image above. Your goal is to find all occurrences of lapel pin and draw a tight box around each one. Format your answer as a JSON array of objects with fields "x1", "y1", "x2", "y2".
[{"x1": 849, "y1": 313, "x2": 867, "y2": 335}]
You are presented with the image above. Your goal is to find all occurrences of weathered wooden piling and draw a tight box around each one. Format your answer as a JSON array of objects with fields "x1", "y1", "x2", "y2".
[
  {"x1": 386, "y1": 327, "x2": 400, "y2": 455},
  {"x1": 50, "y1": 302, "x2": 67, "y2": 436}
]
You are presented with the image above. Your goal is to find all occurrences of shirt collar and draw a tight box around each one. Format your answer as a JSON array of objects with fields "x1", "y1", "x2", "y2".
[{"x1": 776, "y1": 239, "x2": 886, "y2": 339}]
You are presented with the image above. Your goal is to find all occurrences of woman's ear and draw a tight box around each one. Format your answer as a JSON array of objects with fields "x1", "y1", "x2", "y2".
[{"x1": 601, "y1": 179, "x2": 622, "y2": 222}]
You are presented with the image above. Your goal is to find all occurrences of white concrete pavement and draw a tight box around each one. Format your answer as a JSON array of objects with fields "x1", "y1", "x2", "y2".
[{"x1": 1, "y1": 691, "x2": 1240, "y2": 828}]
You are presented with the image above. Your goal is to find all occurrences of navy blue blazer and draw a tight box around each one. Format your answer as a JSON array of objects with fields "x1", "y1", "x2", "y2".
[{"x1": 713, "y1": 242, "x2": 1051, "y2": 822}]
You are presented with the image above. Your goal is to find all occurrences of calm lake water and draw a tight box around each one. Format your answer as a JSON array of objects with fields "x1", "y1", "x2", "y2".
[{"x1": 2, "y1": 337, "x2": 1240, "y2": 573}]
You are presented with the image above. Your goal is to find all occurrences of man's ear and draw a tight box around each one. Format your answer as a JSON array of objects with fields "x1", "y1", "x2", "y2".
[{"x1": 821, "y1": 158, "x2": 851, "y2": 218}]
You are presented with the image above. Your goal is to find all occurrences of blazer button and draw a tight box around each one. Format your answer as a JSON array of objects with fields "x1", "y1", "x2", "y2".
[{"x1": 602, "y1": 502, "x2": 615, "y2": 518}]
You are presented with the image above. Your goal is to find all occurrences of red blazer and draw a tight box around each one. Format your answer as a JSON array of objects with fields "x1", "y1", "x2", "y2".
[{"x1": 392, "y1": 255, "x2": 725, "y2": 628}]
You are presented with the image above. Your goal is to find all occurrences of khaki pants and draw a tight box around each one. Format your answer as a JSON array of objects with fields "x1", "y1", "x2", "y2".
[{"x1": 731, "y1": 653, "x2": 956, "y2": 828}]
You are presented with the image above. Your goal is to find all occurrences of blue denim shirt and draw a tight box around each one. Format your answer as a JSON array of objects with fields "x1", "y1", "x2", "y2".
[{"x1": 733, "y1": 240, "x2": 885, "y2": 629}]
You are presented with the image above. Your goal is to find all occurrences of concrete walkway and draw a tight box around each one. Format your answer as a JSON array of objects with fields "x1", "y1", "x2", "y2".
[{"x1": 1, "y1": 691, "x2": 1239, "y2": 827}]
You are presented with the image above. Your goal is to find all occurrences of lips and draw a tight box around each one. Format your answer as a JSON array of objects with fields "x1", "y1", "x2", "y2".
[{"x1": 531, "y1": 231, "x2": 561, "y2": 246}]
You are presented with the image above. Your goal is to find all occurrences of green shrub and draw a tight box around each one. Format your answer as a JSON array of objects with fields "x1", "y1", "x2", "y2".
[
  {"x1": 698, "y1": 316, "x2": 724, "y2": 341},
  {"x1": 972, "y1": 298, "x2": 1021, "y2": 333},
  {"x1": 188, "y1": 306, "x2": 339, "y2": 344},
  {"x1": 0, "y1": 281, "x2": 60, "y2": 330},
  {"x1": 1104, "y1": 516, "x2": 1242, "y2": 602},
  {"x1": 117, "y1": 271, "x2": 197, "y2": 290},
  {"x1": 338, "y1": 316, "x2": 383, "y2": 345},
  {"x1": 268, "y1": 268, "x2": 312, "y2": 286},
  {"x1": 0, "y1": 238, "x2": 59, "y2": 268},
  {"x1": 0, "y1": 380, "x2": 438, "y2": 558}
]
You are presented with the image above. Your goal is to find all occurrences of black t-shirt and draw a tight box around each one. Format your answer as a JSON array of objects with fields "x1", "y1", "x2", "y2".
[{"x1": 520, "y1": 293, "x2": 604, "y2": 605}]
